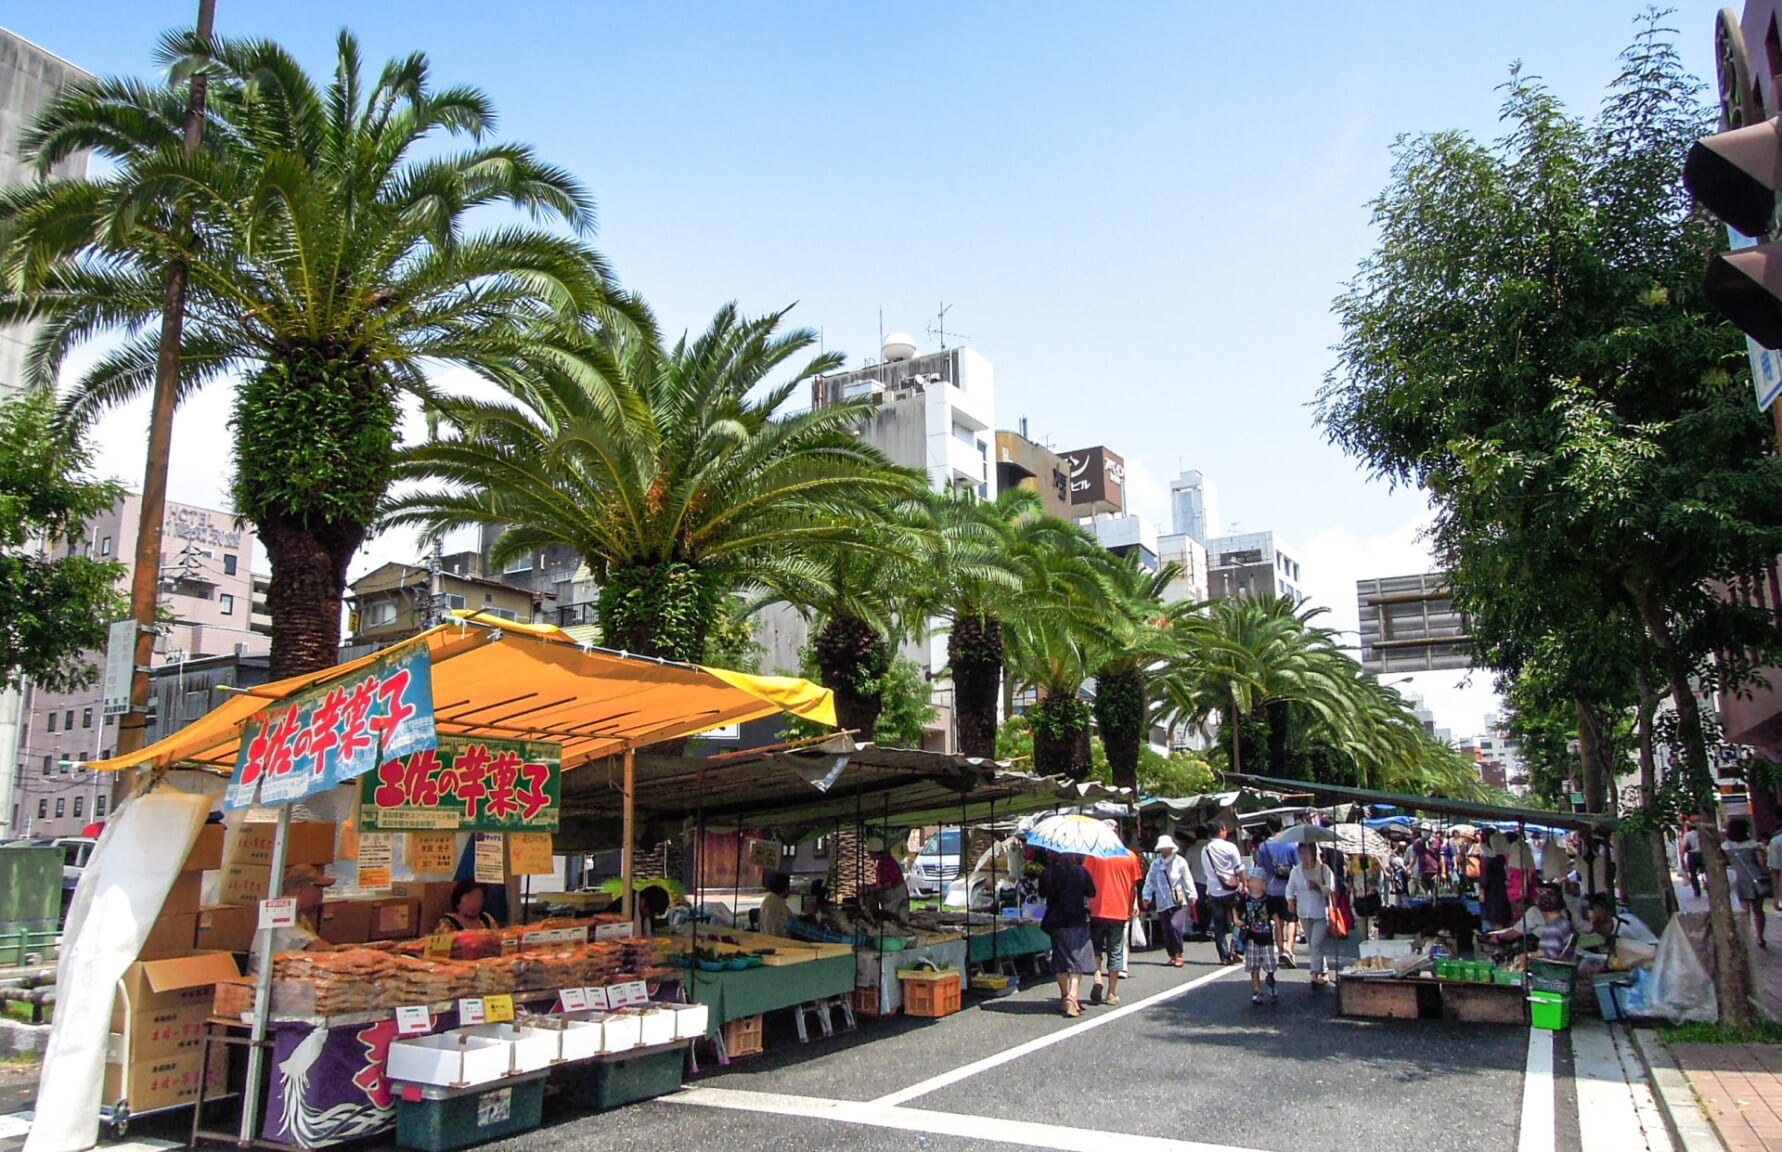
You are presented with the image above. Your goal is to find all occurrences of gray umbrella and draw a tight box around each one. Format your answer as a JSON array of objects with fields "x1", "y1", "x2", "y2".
[{"x1": 1270, "y1": 823, "x2": 1340, "y2": 846}]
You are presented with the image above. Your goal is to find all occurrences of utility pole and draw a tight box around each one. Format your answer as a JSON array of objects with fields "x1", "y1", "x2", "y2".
[{"x1": 113, "y1": 0, "x2": 216, "y2": 801}]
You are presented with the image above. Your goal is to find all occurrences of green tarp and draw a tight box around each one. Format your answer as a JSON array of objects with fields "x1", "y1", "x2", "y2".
[
  {"x1": 686, "y1": 954, "x2": 857, "y2": 1033},
  {"x1": 966, "y1": 923, "x2": 1051, "y2": 964}
]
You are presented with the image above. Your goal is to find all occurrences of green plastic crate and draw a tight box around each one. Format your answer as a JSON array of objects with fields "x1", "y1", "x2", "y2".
[
  {"x1": 555, "y1": 1047, "x2": 684, "y2": 1113},
  {"x1": 394, "y1": 1078, "x2": 544, "y2": 1151},
  {"x1": 1528, "y1": 991, "x2": 1571, "y2": 1031}
]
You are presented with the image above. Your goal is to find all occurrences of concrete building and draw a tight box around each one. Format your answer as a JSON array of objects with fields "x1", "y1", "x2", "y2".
[
  {"x1": 1454, "y1": 713, "x2": 1526, "y2": 795},
  {"x1": 1205, "y1": 531, "x2": 1306, "y2": 602},
  {"x1": 994, "y1": 425, "x2": 1071, "y2": 519},
  {"x1": 1087, "y1": 514, "x2": 1158, "y2": 571},
  {"x1": 1169, "y1": 470, "x2": 1221, "y2": 545},
  {"x1": 344, "y1": 560, "x2": 553, "y2": 647},
  {"x1": 1158, "y1": 533, "x2": 1210, "y2": 604},
  {"x1": 14, "y1": 496, "x2": 265, "y2": 837},
  {"x1": 1057, "y1": 446, "x2": 1124, "y2": 517}
]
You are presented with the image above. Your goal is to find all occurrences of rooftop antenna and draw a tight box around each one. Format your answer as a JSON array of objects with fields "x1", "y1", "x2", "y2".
[
  {"x1": 878, "y1": 307, "x2": 884, "y2": 353},
  {"x1": 927, "y1": 301, "x2": 968, "y2": 349}
]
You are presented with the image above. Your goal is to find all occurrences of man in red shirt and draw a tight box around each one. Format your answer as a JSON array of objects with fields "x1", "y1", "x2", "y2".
[{"x1": 1082, "y1": 821, "x2": 1144, "y2": 1006}]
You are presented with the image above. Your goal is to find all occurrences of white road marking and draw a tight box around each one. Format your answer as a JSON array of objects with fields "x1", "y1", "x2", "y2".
[
  {"x1": 663, "y1": 1086, "x2": 1269, "y2": 1152},
  {"x1": 1610, "y1": 1024, "x2": 1674, "y2": 1152},
  {"x1": 872, "y1": 962, "x2": 1244, "y2": 1106},
  {"x1": 1520, "y1": 1027, "x2": 1555, "y2": 1152}
]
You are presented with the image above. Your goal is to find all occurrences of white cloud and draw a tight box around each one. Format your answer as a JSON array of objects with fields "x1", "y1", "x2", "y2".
[
  {"x1": 1297, "y1": 515, "x2": 1501, "y2": 738},
  {"x1": 1121, "y1": 454, "x2": 1172, "y2": 535}
]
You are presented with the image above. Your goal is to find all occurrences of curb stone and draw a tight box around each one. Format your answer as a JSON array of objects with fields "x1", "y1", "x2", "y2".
[{"x1": 1630, "y1": 1028, "x2": 1727, "y2": 1152}]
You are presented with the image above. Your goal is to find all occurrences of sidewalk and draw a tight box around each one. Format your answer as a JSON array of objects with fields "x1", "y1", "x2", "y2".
[{"x1": 1660, "y1": 880, "x2": 1782, "y2": 1151}]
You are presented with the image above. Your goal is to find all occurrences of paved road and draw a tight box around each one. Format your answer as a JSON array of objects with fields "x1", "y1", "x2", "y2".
[{"x1": 26, "y1": 938, "x2": 1674, "y2": 1152}]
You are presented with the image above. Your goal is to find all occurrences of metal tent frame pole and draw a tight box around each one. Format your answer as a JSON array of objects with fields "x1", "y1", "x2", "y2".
[
  {"x1": 238, "y1": 805, "x2": 290, "y2": 1143},
  {"x1": 621, "y1": 748, "x2": 636, "y2": 925}
]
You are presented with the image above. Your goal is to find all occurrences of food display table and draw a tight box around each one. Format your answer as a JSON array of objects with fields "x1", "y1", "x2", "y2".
[
  {"x1": 855, "y1": 935, "x2": 968, "y2": 1015},
  {"x1": 965, "y1": 923, "x2": 1050, "y2": 966},
  {"x1": 685, "y1": 954, "x2": 856, "y2": 1036}
]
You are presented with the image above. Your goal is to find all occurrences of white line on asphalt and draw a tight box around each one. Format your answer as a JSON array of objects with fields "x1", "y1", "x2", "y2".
[
  {"x1": 1520, "y1": 1027, "x2": 1555, "y2": 1152},
  {"x1": 872, "y1": 962, "x2": 1244, "y2": 1107},
  {"x1": 663, "y1": 1086, "x2": 1269, "y2": 1152}
]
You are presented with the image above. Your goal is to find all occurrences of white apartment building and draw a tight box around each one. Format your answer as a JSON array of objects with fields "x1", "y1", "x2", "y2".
[
  {"x1": 1205, "y1": 531, "x2": 1306, "y2": 602},
  {"x1": 1158, "y1": 533, "x2": 1210, "y2": 604}
]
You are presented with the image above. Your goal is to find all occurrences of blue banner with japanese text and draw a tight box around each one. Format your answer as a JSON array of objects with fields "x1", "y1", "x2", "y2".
[{"x1": 225, "y1": 645, "x2": 437, "y2": 810}]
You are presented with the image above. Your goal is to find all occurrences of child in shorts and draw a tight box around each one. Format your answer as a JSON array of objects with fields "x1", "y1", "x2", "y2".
[{"x1": 1239, "y1": 870, "x2": 1277, "y2": 1003}]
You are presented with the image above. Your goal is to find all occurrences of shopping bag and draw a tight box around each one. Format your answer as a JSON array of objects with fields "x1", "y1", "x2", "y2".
[
  {"x1": 1128, "y1": 914, "x2": 1148, "y2": 950},
  {"x1": 1328, "y1": 901, "x2": 1351, "y2": 940}
]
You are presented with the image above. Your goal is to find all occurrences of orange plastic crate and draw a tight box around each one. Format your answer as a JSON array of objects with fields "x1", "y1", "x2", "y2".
[
  {"x1": 722, "y1": 1013, "x2": 764, "y2": 1057},
  {"x1": 851, "y1": 988, "x2": 887, "y2": 1018},
  {"x1": 897, "y1": 970, "x2": 962, "y2": 1018}
]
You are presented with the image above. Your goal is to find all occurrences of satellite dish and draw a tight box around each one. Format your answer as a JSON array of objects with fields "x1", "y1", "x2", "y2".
[{"x1": 882, "y1": 332, "x2": 917, "y2": 362}]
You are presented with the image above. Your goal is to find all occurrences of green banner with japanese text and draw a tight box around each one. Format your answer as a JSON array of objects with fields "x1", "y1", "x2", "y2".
[{"x1": 359, "y1": 734, "x2": 560, "y2": 832}]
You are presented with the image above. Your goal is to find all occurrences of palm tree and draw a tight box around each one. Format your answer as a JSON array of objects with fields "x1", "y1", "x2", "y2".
[
  {"x1": 388, "y1": 303, "x2": 922, "y2": 664},
  {"x1": 0, "y1": 31, "x2": 618, "y2": 677},
  {"x1": 1089, "y1": 558, "x2": 1184, "y2": 797}
]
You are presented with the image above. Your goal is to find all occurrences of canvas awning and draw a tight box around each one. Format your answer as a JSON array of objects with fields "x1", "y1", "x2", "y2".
[
  {"x1": 1221, "y1": 772, "x2": 1619, "y2": 831},
  {"x1": 89, "y1": 615, "x2": 836, "y2": 776}
]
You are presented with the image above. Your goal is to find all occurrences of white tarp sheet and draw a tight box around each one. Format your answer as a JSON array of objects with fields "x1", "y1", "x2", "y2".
[{"x1": 26, "y1": 789, "x2": 209, "y2": 1152}]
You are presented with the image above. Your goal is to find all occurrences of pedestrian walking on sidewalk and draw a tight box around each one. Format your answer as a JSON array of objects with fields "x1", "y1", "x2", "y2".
[
  {"x1": 1723, "y1": 818, "x2": 1771, "y2": 950},
  {"x1": 1256, "y1": 822, "x2": 1300, "y2": 968},
  {"x1": 1201, "y1": 824, "x2": 1245, "y2": 966},
  {"x1": 1085, "y1": 823, "x2": 1144, "y2": 1003},
  {"x1": 1039, "y1": 851, "x2": 1098, "y2": 1016},
  {"x1": 1142, "y1": 835, "x2": 1197, "y2": 968},
  {"x1": 1239, "y1": 871, "x2": 1278, "y2": 1003},
  {"x1": 1682, "y1": 822, "x2": 1704, "y2": 898},
  {"x1": 1288, "y1": 844, "x2": 1337, "y2": 988},
  {"x1": 1768, "y1": 824, "x2": 1782, "y2": 914}
]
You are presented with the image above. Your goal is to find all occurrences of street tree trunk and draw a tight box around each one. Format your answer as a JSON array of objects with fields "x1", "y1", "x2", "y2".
[
  {"x1": 261, "y1": 517, "x2": 362, "y2": 680},
  {"x1": 1092, "y1": 665, "x2": 1145, "y2": 798},
  {"x1": 1636, "y1": 671, "x2": 1677, "y2": 918},
  {"x1": 949, "y1": 610, "x2": 1002, "y2": 758},
  {"x1": 1639, "y1": 590, "x2": 1754, "y2": 1027},
  {"x1": 1266, "y1": 699, "x2": 1292, "y2": 778},
  {"x1": 1031, "y1": 692, "x2": 1092, "y2": 780},
  {"x1": 813, "y1": 614, "x2": 891, "y2": 742},
  {"x1": 1575, "y1": 697, "x2": 1609, "y2": 813}
]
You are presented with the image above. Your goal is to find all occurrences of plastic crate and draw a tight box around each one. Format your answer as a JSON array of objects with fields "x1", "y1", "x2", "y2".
[
  {"x1": 851, "y1": 988, "x2": 887, "y2": 1018},
  {"x1": 394, "y1": 1077, "x2": 544, "y2": 1151},
  {"x1": 1528, "y1": 991, "x2": 1571, "y2": 1031},
  {"x1": 721, "y1": 1014, "x2": 763, "y2": 1058},
  {"x1": 1491, "y1": 967, "x2": 1523, "y2": 987},
  {"x1": 555, "y1": 1047, "x2": 684, "y2": 1112},
  {"x1": 898, "y1": 971, "x2": 962, "y2": 1018},
  {"x1": 1526, "y1": 958, "x2": 1578, "y2": 996}
]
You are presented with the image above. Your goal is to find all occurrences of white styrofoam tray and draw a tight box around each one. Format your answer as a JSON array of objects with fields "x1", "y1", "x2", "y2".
[
  {"x1": 551, "y1": 1018, "x2": 606, "y2": 1062},
  {"x1": 662, "y1": 1003, "x2": 709, "y2": 1040},
  {"x1": 632, "y1": 1008, "x2": 676, "y2": 1048},
  {"x1": 452, "y1": 1023, "x2": 557, "y2": 1074},
  {"x1": 564, "y1": 1010, "x2": 638, "y2": 1053},
  {"x1": 386, "y1": 1034, "x2": 511, "y2": 1088}
]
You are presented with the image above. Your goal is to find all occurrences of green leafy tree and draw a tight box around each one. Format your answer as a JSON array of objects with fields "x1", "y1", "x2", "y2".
[
  {"x1": 390, "y1": 303, "x2": 919, "y2": 664},
  {"x1": 1318, "y1": 15, "x2": 1781, "y2": 1023},
  {"x1": 0, "y1": 30, "x2": 619, "y2": 678},
  {"x1": 0, "y1": 391, "x2": 125, "y2": 691},
  {"x1": 1089, "y1": 557, "x2": 1183, "y2": 798}
]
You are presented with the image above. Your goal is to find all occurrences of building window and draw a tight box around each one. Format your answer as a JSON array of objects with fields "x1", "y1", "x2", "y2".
[
  {"x1": 82, "y1": 707, "x2": 92, "y2": 728},
  {"x1": 54, "y1": 798, "x2": 64, "y2": 819},
  {"x1": 36, "y1": 799, "x2": 46, "y2": 820},
  {"x1": 47, "y1": 713, "x2": 56, "y2": 733},
  {"x1": 64, "y1": 710, "x2": 73, "y2": 730},
  {"x1": 40, "y1": 756, "x2": 50, "y2": 775},
  {"x1": 73, "y1": 797, "x2": 83, "y2": 819},
  {"x1": 504, "y1": 553, "x2": 534, "y2": 574},
  {"x1": 105, "y1": 714, "x2": 114, "y2": 727},
  {"x1": 363, "y1": 601, "x2": 398, "y2": 628},
  {"x1": 96, "y1": 795, "x2": 107, "y2": 818},
  {"x1": 100, "y1": 536, "x2": 112, "y2": 556},
  {"x1": 445, "y1": 593, "x2": 467, "y2": 610},
  {"x1": 220, "y1": 593, "x2": 235, "y2": 615},
  {"x1": 486, "y1": 607, "x2": 518, "y2": 622},
  {"x1": 223, "y1": 553, "x2": 238, "y2": 576}
]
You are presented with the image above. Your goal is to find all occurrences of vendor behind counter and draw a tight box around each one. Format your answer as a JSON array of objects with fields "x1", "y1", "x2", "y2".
[
  {"x1": 435, "y1": 880, "x2": 501, "y2": 933},
  {"x1": 248, "y1": 864, "x2": 334, "y2": 971}
]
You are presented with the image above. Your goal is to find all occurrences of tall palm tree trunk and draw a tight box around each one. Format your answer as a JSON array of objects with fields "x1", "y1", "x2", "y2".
[
  {"x1": 597, "y1": 562, "x2": 719, "y2": 663},
  {"x1": 261, "y1": 517, "x2": 364, "y2": 679},
  {"x1": 950, "y1": 610, "x2": 1002, "y2": 758},
  {"x1": 814, "y1": 614, "x2": 891, "y2": 741},
  {"x1": 1093, "y1": 666, "x2": 1146, "y2": 797},
  {"x1": 1266, "y1": 699, "x2": 1292, "y2": 777},
  {"x1": 1031, "y1": 694, "x2": 1092, "y2": 780}
]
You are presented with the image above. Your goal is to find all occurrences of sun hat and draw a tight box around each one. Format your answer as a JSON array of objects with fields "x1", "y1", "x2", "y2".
[
  {"x1": 1154, "y1": 834, "x2": 1178, "y2": 852},
  {"x1": 865, "y1": 836, "x2": 886, "y2": 853}
]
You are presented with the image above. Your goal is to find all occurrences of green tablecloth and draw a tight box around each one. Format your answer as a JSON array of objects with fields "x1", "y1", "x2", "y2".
[
  {"x1": 687, "y1": 954, "x2": 857, "y2": 1034},
  {"x1": 967, "y1": 923, "x2": 1051, "y2": 964}
]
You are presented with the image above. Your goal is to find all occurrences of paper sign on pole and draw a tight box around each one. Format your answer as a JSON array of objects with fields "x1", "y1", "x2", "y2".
[
  {"x1": 258, "y1": 898, "x2": 297, "y2": 930},
  {"x1": 357, "y1": 832, "x2": 394, "y2": 889},
  {"x1": 508, "y1": 831, "x2": 554, "y2": 876},
  {"x1": 394, "y1": 1006, "x2": 431, "y2": 1035},
  {"x1": 483, "y1": 994, "x2": 515, "y2": 1023},
  {"x1": 747, "y1": 838, "x2": 781, "y2": 869},
  {"x1": 409, "y1": 832, "x2": 456, "y2": 874},
  {"x1": 473, "y1": 835, "x2": 504, "y2": 883},
  {"x1": 558, "y1": 989, "x2": 588, "y2": 1012},
  {"x1": 101, "y1": 620, "x2": 136, "y2": 717},
  {"x1": 457, "y1": 998, "x2": 487, "y2": 1026}
]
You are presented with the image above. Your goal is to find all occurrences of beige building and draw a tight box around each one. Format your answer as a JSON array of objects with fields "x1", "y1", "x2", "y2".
[{"x1": 345, "y1": 561, "x2": 553, "y2": 646}]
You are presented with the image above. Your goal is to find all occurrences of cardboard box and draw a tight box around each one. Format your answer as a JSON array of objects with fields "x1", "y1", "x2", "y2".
[
  {"x1": 228, "y1": 822, "x2": 336, "y2": 868},
  {"x1": 391, "y1": 881, "x2": 456, "y2": 935},
  {"x1": 195, "y1": 904, "x2": 258, "y2": 954},
  {"x1": 367, "y1": 897, "x2": 420, "y2": 942},
  {"x1": 386, "y1": 1034, "x2": 511, "y2": 1088},
  {"x1": 218, "y1": 864, "x2": 271, "y2": 907},
  {"x1": 103, "y1": 1048, "x2": 226, "y2": 1113},
  {"x1": 317, "y1": 900, "x2": 373, "y2": 945},
  {"x1": 139, "y1": 913, "x2": 198, "y2": 960},
  {"x1": 161, "y1": 872, "x2": 204, "y2": 917},
  {"x1": 113, "y1": 952, "x2": 241, "y2": 1029},
  {"x1": 110, "y1": 1009, "x2": 211, "y2": 1062},
  {"x1": 183, "y1": 824, "x2": 225, "y2": 873}
]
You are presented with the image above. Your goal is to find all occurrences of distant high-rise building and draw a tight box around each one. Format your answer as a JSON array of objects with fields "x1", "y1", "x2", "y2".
[
  {"x1": 1205, "y1": 531, "x2": 1305, "y2": 602},
  {"x1": 1169, "y1": 470, "x2": 1220, "y2": 545}
]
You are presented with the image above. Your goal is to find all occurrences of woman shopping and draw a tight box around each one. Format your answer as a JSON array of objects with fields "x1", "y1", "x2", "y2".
[
  {"x1": 1142, "y1": 835, "x2": 1198, "y2": 968},
  {"x1": 1287, "y1": 844, "x2": 1337, "y2": 988},
  {"x1": 1038, "y1": 851, "x2": 1098, "y2": 1017}
]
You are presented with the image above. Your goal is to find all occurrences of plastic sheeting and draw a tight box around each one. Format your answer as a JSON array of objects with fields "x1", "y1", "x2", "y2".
[
  {"x1": 26, "y1": 790, "x2": 209, "y2": 1152},
  {"x1": 1642, "y1": 918, "x2": 1719, "y2": 1024}
]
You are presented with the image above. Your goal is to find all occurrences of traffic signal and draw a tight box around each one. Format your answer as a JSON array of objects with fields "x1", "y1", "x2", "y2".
[{"x1": 1685, "y1": 116, "x2": 1782, "y2": 348}]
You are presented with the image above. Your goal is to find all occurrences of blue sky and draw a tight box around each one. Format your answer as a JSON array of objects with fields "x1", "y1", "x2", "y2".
[{"x1": 4, "y1": 1, "x2": 1729, "y2": 732}]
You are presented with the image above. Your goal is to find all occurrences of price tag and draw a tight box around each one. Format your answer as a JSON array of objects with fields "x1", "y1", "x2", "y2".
[
  {"x1": 602, "y1": 984, "x2": 632, "y2": 1009},
  {"x1": 422, "y1": 934, "x2": 454, "y2": 959},
  {"x1": 559, "y1": 988, "x2": 588, "y2": 1012},
  {"x1": 483, "y1": 994, "x2": 515, "y2": 1023},
  {"x1": 258, "y1": 898, "x2": 297, "y2": 930},
  {"x1": 394, "y1": 1006, "x2": 431, "y2": 1036},
  {"x1": 593, "y1": 922, "x2": 630, "y2": 942},
  {"x1": 585, "y1": 987, "x2": 610, "y2": 1011},
  {"x1": 623, "y1": 980, "x2": 650, "y2": 1006},
  {"x1": 457, "y1": 998, "x2": 487, "y2": 1026}
]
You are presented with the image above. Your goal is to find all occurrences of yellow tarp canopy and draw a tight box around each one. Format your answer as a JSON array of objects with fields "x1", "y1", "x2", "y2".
[{"x1": 90, "y1": 615, "x2": 835, "y2": 775}]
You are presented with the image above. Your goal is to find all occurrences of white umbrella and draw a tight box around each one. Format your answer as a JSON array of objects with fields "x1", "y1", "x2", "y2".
[
  {"x1": 1271, "y1": 823, "x2": 1340, "y2": 846},
  {"x1": 1025, "y1": 814, "x2": 1131, "y2": 859},
  {"x1": 1332, "y1": 823, "x2": 1392, "y2": 857}
]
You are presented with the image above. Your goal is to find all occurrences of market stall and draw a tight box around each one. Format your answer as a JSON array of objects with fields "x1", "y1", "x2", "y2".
[
  {"x1": 55, "y1": 617, "x2": 837, "y2": 1151},
  {"x1": 854, "y1": 931, "x2": 969, "y2": 1015}
]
